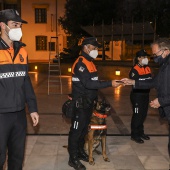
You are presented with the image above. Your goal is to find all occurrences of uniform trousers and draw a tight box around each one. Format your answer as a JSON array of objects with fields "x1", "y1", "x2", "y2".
[
  {"x1": 68, "y1": 104, "x2": 93, "y2": 157},
  {"x1": 130, "y1": 92, "x2": 149, "y2": 138},
  {"x1": 0, "y1": 109, "x2": 27, "y2": 170},
  {"x1": 169, "y1": 125, "x2": 170, "y2": 157}
]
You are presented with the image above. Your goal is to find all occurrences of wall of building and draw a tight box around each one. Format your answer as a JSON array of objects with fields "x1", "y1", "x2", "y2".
[
  {"x1": 21, "y1": 0, "x2": 66, "y2": 61},
  {"x1": 19, "y1": 0, "x2": 153, "y2": 62}
]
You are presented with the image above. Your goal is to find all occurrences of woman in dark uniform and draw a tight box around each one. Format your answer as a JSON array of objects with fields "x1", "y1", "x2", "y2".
[{"x1": 129, "y1": 49, "x2": 152, "y2": 144}]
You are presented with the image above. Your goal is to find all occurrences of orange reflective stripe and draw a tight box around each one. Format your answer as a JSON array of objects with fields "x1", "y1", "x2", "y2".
[
  {"x1": 0, "y1": 48, "x2": 27, "y2": 65},
  {"x1": 90, "y1": 125, "x2": 107, "y2": 130},
  {"x1": 72, "y1": 56, "x2": 97, "y2": 74},
  {"x1": 72, "y1": 57, "x2": 79, "y2": 74},
  {"x1": 134, "y1": 65, "x2": 151, "y2": 75},
  {"x1": 145, "y1": 67, "x2": 151, "y2": 74}
]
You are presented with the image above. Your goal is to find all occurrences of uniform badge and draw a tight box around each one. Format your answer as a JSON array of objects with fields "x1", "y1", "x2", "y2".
[
  {"x1": 79, "y1": 66, "x2": 85, "y2": 72},
  {"x1": 131, "y1": 72, "x2": 135, "y2": 77},
  {"x1": 19, "y1": 54, "x2": 24, "y2": 62}
]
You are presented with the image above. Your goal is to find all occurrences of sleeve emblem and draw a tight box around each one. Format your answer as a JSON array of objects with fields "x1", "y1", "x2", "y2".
[
  {"x1": 131, "y1": 72, "x2": 135, "y2": 77},
  {"x1": 79, "y1": 66, "x2": 85, "y2": 72}
]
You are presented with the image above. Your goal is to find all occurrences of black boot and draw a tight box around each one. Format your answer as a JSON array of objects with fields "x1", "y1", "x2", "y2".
[
  {"x1": 78, "y1": 148, "x2": 89, "y2": 162},
  {"x1": 68, "y1": 155, "x2": 86, "y2": 170}
]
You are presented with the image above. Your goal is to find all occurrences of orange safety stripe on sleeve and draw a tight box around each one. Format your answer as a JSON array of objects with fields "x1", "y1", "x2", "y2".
[
  {"x1": 72, "y1": 56, "x2": 97, "y2": 74},
  {"x1": 134, "y1": 65, "x2": 151, "y2": 75}
]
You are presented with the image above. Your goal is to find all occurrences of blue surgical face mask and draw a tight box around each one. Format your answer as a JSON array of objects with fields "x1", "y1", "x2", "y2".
[
  {"x1": 154, "y1": 55, "x2": 162, "y2": 63},
  {"x1": 153, "y1": 51, "x2": 165, "y2": 65}
]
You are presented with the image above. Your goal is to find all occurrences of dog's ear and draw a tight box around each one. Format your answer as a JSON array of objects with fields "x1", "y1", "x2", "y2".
[
  {"x1": 93, "y1": 100, "x2": 97, "y2": 109},
  {"x1": 96, "y1": 101, "x2": 101, "y2": 110},
  {"x1": 104, "y1": 104, "x2": 111, "y2": 113}
]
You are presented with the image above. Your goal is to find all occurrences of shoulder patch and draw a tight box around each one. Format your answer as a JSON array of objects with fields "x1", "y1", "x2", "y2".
[
  {"x1": 79, "y1": 66, "x2": 85, "y2": 72},
  {"x1": 131, "y1": 72, "x2": 135, "y2": 77}
]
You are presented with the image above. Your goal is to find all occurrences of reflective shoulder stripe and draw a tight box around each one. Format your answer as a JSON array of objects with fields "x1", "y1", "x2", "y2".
[
  {"x1": 139, "y1": 77, "x2": 152, "y2": 81},
  {"x1": 72, "y1": 77, "x2": 80, "y2": 81},
  {"x1": 91, "y1": 77, "x2": 98, "y2": 80},
  {"x1": 72, "y1": 76, "x2": 98, "y2": 82}
]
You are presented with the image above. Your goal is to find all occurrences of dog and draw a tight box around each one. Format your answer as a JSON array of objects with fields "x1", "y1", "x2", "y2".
[{"x1": 84, "y1": 99, "x2": 111, "y2": 165}]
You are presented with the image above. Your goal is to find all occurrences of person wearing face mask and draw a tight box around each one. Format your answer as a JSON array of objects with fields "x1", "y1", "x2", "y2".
[
  {"x1": 68, "y1": 37, "x2": 121, "y2": 170},
  {"x1": 122, "y1": 38, "x2": 170, "y2": 159},
  {"x1": 129, "y1": 49, "x2": 152, "y2": 144},
  {"x1": 0, "y1": 9, "x2": 39, "y2": 170}
]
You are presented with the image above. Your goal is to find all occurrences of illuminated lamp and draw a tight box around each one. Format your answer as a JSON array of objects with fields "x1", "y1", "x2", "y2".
[
  {"x1": 68, "y1": 68, "x2": 72, "y2": 72},
  {"x1": 115, "y1": 70, "x2": 120, "y2": 76}
]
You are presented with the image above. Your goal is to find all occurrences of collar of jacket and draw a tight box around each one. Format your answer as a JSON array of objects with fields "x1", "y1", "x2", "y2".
[
  {"x1": 0, "y1": 37, "x2": 26, "y2": 50},
  {"x1": 81, "y1": 51, "x2": 93, "y2": 61},
  {"x1": 163, "y1": 54, "x2": 170, "y2": 64},
  {"x1": 137, "y1": 63, "x2": 143, "y2": 67},
  {"x1": 137, "y1": 63, "x2": 148, "y2": 68}
]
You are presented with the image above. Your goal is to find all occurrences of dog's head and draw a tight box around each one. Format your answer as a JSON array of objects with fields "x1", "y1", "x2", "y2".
[
  {"x1": 91, "y1": 99, "x2": 110, "y2": 126},
  {"x1": 94, "y1": 99, "x2": 111, "y2": 114},
  {"x1": 91, "y1": 99, "x2": 111, "y2": 125}
]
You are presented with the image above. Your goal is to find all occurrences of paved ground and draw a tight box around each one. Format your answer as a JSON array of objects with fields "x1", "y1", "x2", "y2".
[{"x1": 4, "y1": 72, "x2": 170, "y2": 170}]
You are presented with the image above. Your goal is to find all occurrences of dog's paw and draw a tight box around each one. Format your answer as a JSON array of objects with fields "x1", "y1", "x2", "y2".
[
  {"x1": 89, "y1": 158, "x2": 95, "y2": 165},
  {"x1": 103, "y1": 157, "x2": 110, "y2": 162},
  {"x1": 89, "y1": 160, "x2": 95, "y2": 165}
]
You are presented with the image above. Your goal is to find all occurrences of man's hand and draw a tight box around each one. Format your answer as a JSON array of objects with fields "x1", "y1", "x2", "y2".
[
  {"x1": 150, "y1": 98, "x2": 160, "y2": 108},
  {"x1": 121, "y1": 78, "x2": 135, "y2": 85},
  {"x1": 111, "y1": 80, "x2": 122, "y2": 87},
  {"x1": 30, "y1": 112, "x2": 39, "y2": 126}
]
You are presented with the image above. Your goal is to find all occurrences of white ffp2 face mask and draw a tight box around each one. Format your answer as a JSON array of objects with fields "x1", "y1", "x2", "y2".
[
  {"x1": 141, "y1": 58, "x2": 148, "y2": 65},
  {"x1": 6, "y1": 25, "x2": 22, "y2": 41},
  {"x1": 89, "y1": 50, "x2": 98, "y2": 59}
]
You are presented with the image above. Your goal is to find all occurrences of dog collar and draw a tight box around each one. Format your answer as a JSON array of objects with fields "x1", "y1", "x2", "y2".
[
  {"x1": 90, "y1": 125, "x2": 107, "y2": 130},
  {"x1": 93, "y1": 111, "x2": 107, "y2": 119}
]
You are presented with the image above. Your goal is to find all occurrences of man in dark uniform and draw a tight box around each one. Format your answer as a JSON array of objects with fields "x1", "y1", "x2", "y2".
[
  {"x1": 0, "y1": 9, "x2": 39, "y2": 170},
  {"x1": 122, "y1": 38, "x2": 170, "y2": 164},
  {"x1": 129, "y1": 50, "x2": 152, "y2": 144},
  {"x1": 68, "y1": 37, "x2": 121, "y2": 170}
]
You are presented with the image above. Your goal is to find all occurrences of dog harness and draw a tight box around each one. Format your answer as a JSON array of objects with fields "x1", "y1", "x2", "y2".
[
  {"x1": 93, "y1": 111, "x2": 107, "y2": 119},
  {"x1": 89, "y1": 111, "x2": 107, "y2": 130},
  {"x1": 90, "y1": 125, "x2": 107, "y2": 130}
]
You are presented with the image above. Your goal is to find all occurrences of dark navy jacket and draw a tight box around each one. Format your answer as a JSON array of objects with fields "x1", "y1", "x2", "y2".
[
  {"x1": 0, "y1": 38, "x2": 37, "y2": 113},
  {"x1": 71, "y1": 51, "x2": 112, "y2": 101},
  {"x1": 135, "y1": 54, "x2": 170, "y2": 121}
]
